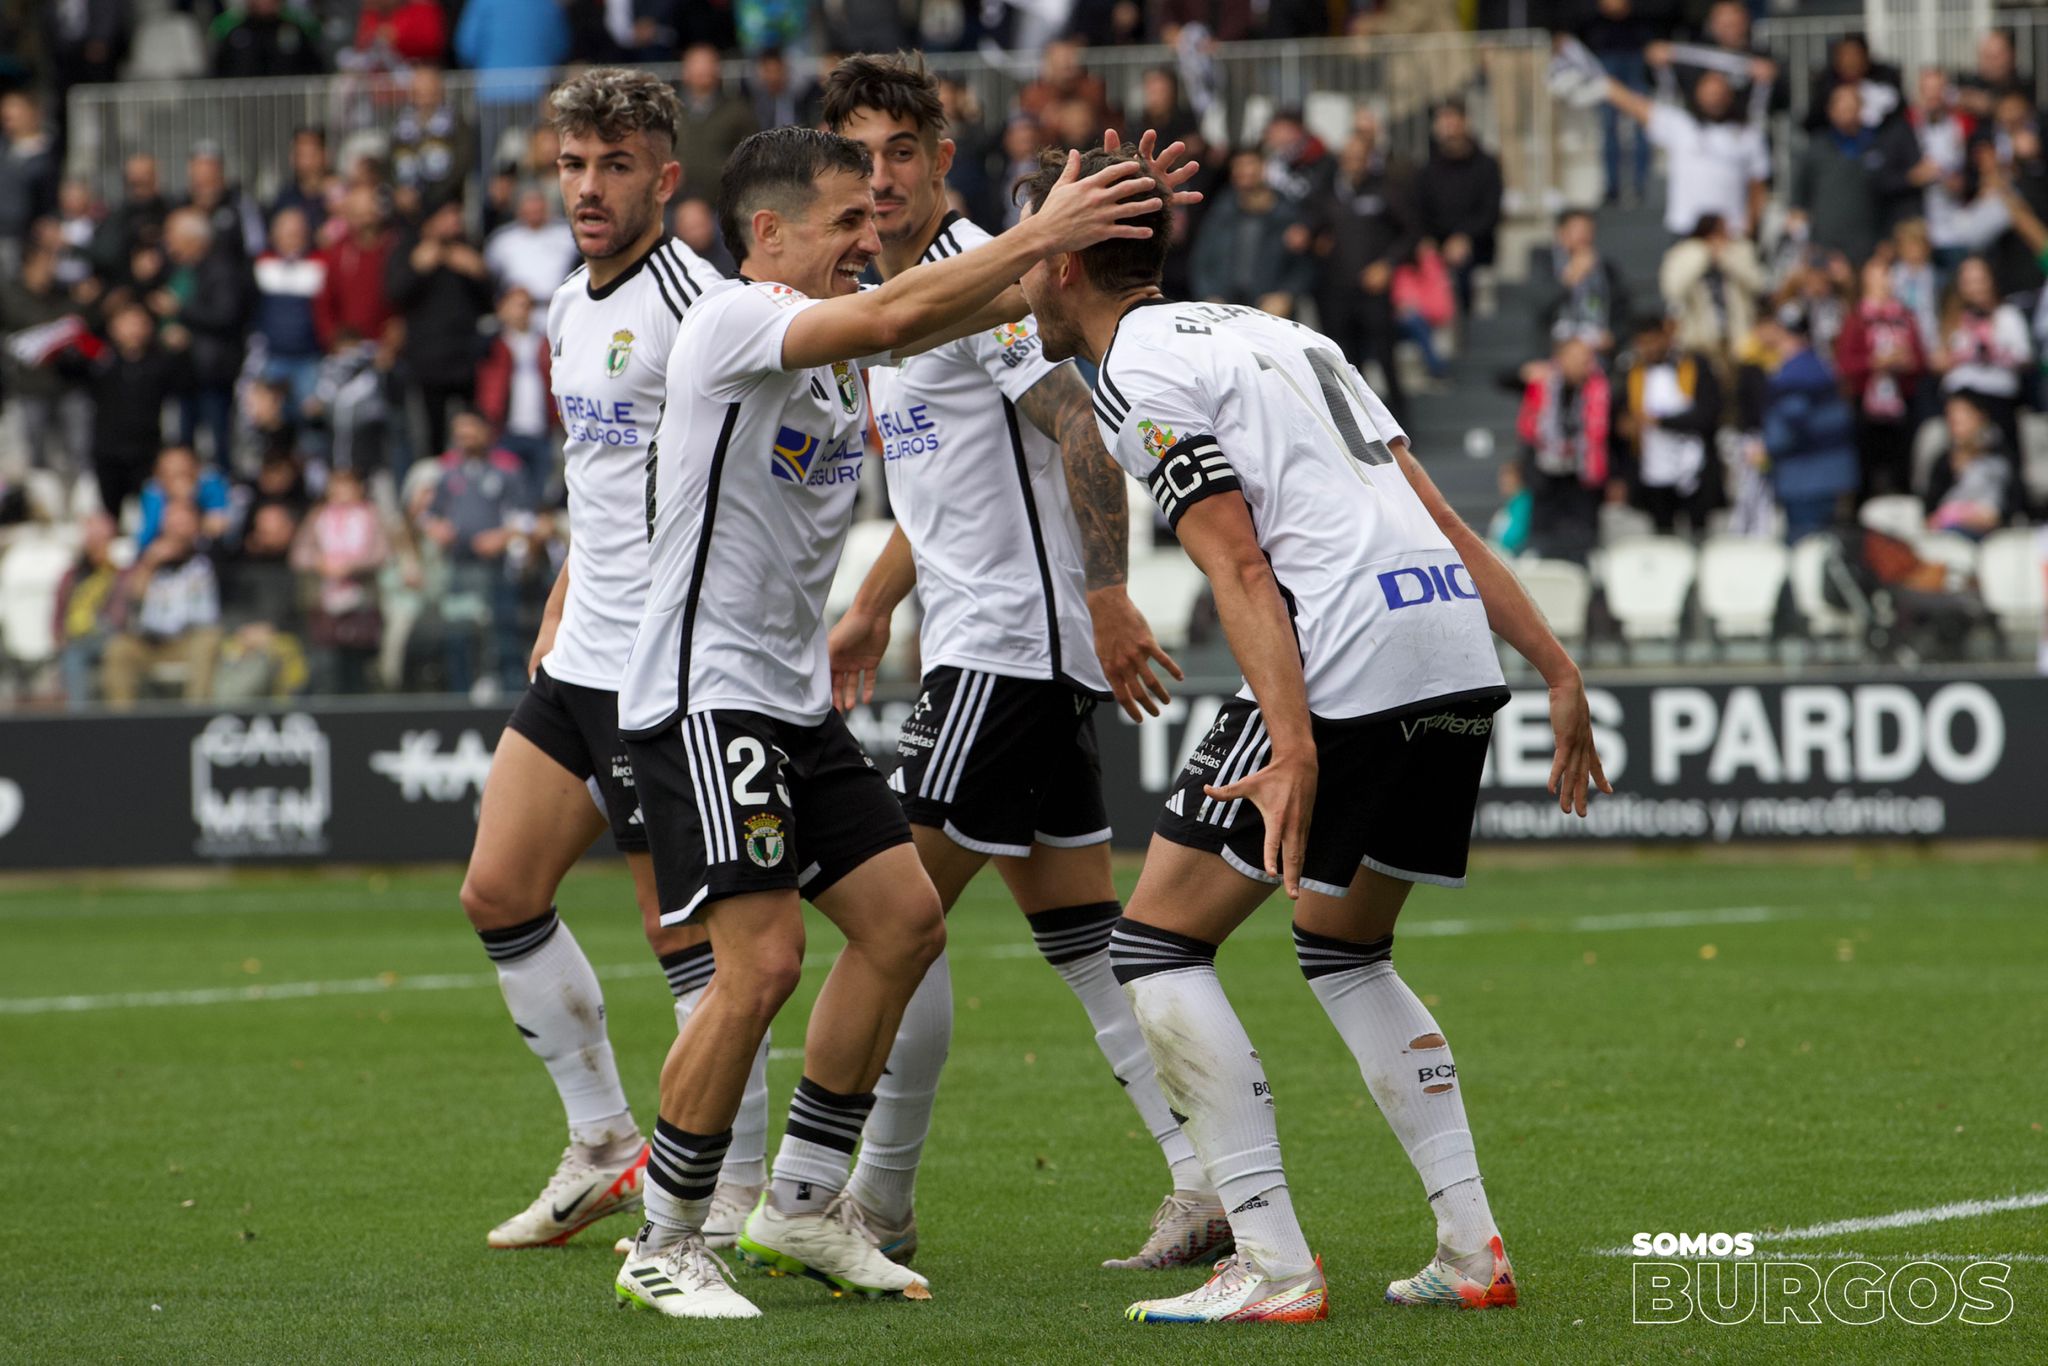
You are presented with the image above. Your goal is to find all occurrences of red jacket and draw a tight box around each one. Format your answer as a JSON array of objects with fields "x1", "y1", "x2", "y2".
[
  {"x1": 1834, "y1": 299, "x2": 1927, "y2": 418},
  {"x1": 474, "y1": 330, "x2": 556, "y2": 433},
  {"x1": 354, "y1": 1, "x2": 448, "y2": 66},
  {"x1": 1517, "y1": 367, "x2": 1611, "y2": 487},
  {"x1": 313, "y1": 230, "x2": 397, "y2": 350}
]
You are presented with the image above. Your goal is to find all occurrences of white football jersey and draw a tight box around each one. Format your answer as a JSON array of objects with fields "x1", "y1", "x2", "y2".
[
  {"x1": 619, "y1": 279, "x2": 882, "y2": 735},
  {"x1": 1094, "y1": 300, "x2": 1504, "y2": 721},
  {"x1": 541, "y1": 236, "x2": 726, "y2": 691},
  {"x1": 869, "y1": 213, "x2": 1108, "y2": 695}
]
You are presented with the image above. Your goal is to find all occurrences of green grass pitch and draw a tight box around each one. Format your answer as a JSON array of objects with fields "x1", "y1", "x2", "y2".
[{"x1": 3, "y1": 851, "x2": 2043, "y2": 1363}]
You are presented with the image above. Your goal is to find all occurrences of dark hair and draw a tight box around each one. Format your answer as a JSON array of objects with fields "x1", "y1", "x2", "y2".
[
  {"x1": 1558, "y1": 207, "x2": 1595, "y2": 229},
  {"x1": 548, "y1": 67, "x2": 684, "y2": 156},
  {"x1": 717, "y1": 126, "x2": 873, "y2": 257},
  {"x1": 292, "y1": 125, "x2": 326, "y2": 145},
  {"x1": 1013, "y1": 144, "x2": 1171, "y2": 294},
  {"x1": 820, "y1": 51, "x2": 947, "y2": 142},
  {"x1": 1690, "y1": 212, "x2": 1726, "y2": 240},
  {"x1": 1436, "y1": 97, "x2": 1467, "y2": 119}
]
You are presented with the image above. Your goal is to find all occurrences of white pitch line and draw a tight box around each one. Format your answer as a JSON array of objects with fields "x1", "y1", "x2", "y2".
[
  {"x1": 0, "y1": 904, "x2": 1805, "y2": 1017},
  {"x1": 1593, "y1": 1189, "x2": 2048, "y2": 1258}
]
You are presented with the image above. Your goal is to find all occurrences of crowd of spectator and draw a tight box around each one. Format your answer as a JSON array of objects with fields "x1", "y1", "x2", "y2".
[{"x1": 1, "y1": 3, "x2": 2044, "y2": 707}]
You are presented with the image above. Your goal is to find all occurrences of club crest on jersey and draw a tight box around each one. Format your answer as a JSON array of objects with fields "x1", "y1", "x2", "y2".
[
  {"x1": 605, "y1": 329, "x2": 634, "y2": 378},
  {"x1": 1137, "y1": 418, "x2": 1177, "y2": 461},
  {"x1": 831, "y1": 360, "x2": 860, "y2": 413},
  {"x1": 741, "y1": 813, "x2": 786, "y2": 868}
]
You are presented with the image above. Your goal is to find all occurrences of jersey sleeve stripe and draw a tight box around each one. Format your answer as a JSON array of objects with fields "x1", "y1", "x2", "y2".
[
  {"x1": 645, "y1": 257, "x2": 684, "y2": 321},
  {"x1": 1091, "y1": 391, "x2": 1123, "y2": 434},
  {"x1": 1097, "y1": 366, "x2": 1132, "y2": 414},
  {"x1": 658, "y1": 245, "x2": 705, "y2": 303}
]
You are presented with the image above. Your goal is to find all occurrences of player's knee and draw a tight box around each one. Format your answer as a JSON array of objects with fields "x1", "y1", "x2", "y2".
[
  {"x1": 458, "y1": 871, "x2": 541, "y2": 930},
  {"x1": 725, "y1": 947, "x2": 804, "y2": 1022},
  {"x1": 899, "y1": 893, "x2": 948, "y2": 976}
]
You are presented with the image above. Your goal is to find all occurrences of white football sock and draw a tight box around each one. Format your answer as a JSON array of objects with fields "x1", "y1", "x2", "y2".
[
  {"x1": 1111, "y1": 920, "x2": 1315, "y2": 1278},
  {"x1": 845, "y1": 951, "x2": 951, "y2": 1222},
  {"x1": 480, "y1": 908, "x2": 634, "y2": 1149},
  {"x1": 672, "y1": 969, "x2": 772, "y2": 1189},
  {"x1": 1031, "y1": 905, "x2": 1208, "y2": 1192},
  {"x1": 1296, "y1": 927, "x2": 1498, "y2": 1257},
  {"x1": 771, "y1": 1078, "x2": 877, "y2": 1215}
]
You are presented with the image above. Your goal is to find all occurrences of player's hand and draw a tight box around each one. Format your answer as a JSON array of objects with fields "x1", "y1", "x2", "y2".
[
  {"x1": 527, "y1": 612, "x2": 561, "y2": 682},
  {"x1": 1203, "y1": 748, "x2": 1317, "y2": 900},
  {"x1": 1030, "y1": 149, "x2": 1165, "y2": 255},
  {"x1": 828, "y1": 606, "x2": 891, "y2": 711},
  {"x1": 1546, "y1": 674, "x2": 1612, "y2": 817},
  {"x1": 1102, "y1": 127, "x2": 1206, "y2": 209},
  {"x1": 1088, "y1": 585, "x2": 1183, "y2": 720}
]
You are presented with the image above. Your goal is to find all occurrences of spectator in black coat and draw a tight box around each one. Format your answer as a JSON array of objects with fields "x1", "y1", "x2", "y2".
[
  {"x1": 157, "y1": 208, "x2": 256, "y2": 467},
  {"x1": 89, "y1": 304, "x2": 194, "y2": 519},
  {"x1": 0, "y1": 92, "x2": 57, "y2": 277},
  {"x1": 1803, "y1": 32, "x2": 1905, "y2": 133},
  {"x1": 386, "y1": 191, "x2": 492, "y2": 463},
  {"x1": 1311, "y1": 119, "x2": 1418, "y2": 423},
  {"x1": 1189, "y1": 149, "x2": 1314, "y2": 318},
  {"x1": 1417, "y1": 98, "x2": 1503, "y2": 322},
  {"x1": 91, "y1": 155, "x2": 170, "y2": 278},
  {"x1": 210, "y1": 0, "x2": 327, "y2": 81},
  {"x1": 1538, "y1": 208, "x2": 1633, "y2": 358}
]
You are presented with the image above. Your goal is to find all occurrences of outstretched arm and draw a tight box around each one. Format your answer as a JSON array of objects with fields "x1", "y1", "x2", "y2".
[
  {"x1": 1393, "y1": 439, "x2": 1610, "y2": 814},
  {"x1": 1604, "y1": 77, "x2": 1657, "y2": 127},
  {"x1": 1016, "y1": 362, "x2": 1183, "y2": 719}
]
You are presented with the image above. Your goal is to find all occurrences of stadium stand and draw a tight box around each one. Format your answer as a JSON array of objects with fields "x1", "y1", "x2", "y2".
[{"x1": 2, "y1": 2, "x2": 2046, "y2": 712}]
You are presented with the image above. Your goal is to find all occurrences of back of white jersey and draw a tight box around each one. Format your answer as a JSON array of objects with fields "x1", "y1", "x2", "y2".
[
  {"x1": 542, "y1": 237, "x2": 725, "y2": 690},
  {"x1": 619, "y1": 280, "x2": 877, "y2": 735},
  {"x1": 1094, "y1": 300, "x2": 1503, "y2": 721},
  {"x1": 872, "y1": 214, "x2": 1107, "y2": 695}
]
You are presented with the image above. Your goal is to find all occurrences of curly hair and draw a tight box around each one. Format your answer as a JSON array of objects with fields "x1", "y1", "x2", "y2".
[{"x1": 548, "y1": 67, "x2": 683, "y2": 155}]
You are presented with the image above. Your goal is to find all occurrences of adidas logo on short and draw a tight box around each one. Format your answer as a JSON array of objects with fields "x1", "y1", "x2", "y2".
[{"x1": 1165, "y1": 790, "x2": 1186, "y2": 816}]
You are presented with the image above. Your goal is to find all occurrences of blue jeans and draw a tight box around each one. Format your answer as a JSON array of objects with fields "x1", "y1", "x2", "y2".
[
  {"x1": 260, "y1": 355, "x2": 323, "y2": 418},
  {"x1": 1398, "y1": 310, "x2": 1447, "y2": 377},
  {"x1": 1599, "y1": 52, "x2": 1651, "y2": 200}
]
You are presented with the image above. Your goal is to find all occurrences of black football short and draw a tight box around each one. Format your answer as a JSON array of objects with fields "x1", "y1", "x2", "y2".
[
  {"x1": 627, "y1": 708, "x2": 912, "y2": 924},
  {"x1": 505, "y1": 665, "x2": 648, "y2": 852},
  {"x1": 1155, "y1": 690, "x2": 1510, "y2": 895},
  {"x1": 887, "y1": 666, "x2": 1112, "y2": 857}
]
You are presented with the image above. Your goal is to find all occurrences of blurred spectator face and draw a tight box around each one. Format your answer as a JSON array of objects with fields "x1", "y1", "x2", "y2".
[
  {"x1": 82, "y1": 514, "x2": 116, "y2": 563},
  {"x1": 1228, "y1": 149, "x2": 1265, "y2": 194},
  {"x1": 1556, "y1": 339, "x2": 1594, "y2": 385},
  {"x1": 1263, "y1": 115, "x2": 1307, "y2": 160},
  {"x1": 673, "y1": 198, "x2": 718, "y2": 254},
  {"x1": 1049, "y1": 98, "x2": 1096, "y2": 150},
  {"x1": 1353, "y1": 108, "x2": 1380, "y2": 151},
  {"x1": 1917, "y1": 68, "x2": 1950, "y2": 112},
  {"x1": 424, "y1": 199, "x2": 465, "y2": 242},
  {"x1": 159, "y1": 499, "x2": 201, "y2": 550},
  {"x1": 258, "y1": 452, "x2": 300, "y2": 494},
  {"x1": 497, "y1": 286, "x2": 533, "y2": 332},
  {"x1": 1828, "y1": 84, "x2": 1863, "y2": 135},
  {"x1": 1979, "y1": 31, "x2": 2016, "y2": 84},
  {"x1": 1957, "y1": 257, "x2": 1996, "y2": 308},
  {"x1": 1696, "y1": 73, "x2": 1734, "y2": 120},
  {"x1": 249, "y1": 502, "x2": 299, "y2": 555},
  {"x1": 517, "y1": 188, "x2": 549, "y2": 229},
  {"x1": 1994, "y1": 91, "x2": 2033, "y2": 136},
  {"x1": 838, "y1": 105, "x2": 951, "y2": 246},
  {"x1": 156, "y1": 446, "x2": 201, "y2": 492},
  {"x1": 682, "y1": 45, "x2": 722, "y2": 99},
  {"x1": 342, "y1": 184, "x2": 384, "y2": 236},
  {"x1": 451, "y1": 412, "x2": 490, "y2": 457},
  {"x1": 19, "y1": 248, "x2": 56, "y2": 292},
  {"x1": 1706, "y1": 1, "x2": 1749, "y2": 48},
  {"x1": 1041, "y1": 39, "x2": 1082, "y2": 89},
  {"x1": 755, "y1": 50, "x2": 788, "y2": 94},
  {"x1": 1433, "y1": 102, "x2": 1470, "y2": 149},
  {"x1": 1832, "y1": 38, "x2": 1870, "y2": 82},
  {"x1": 1946, "y1": 396, "x2": 1988, "y2": 449},
  {"x1": 271, "y1": 207, "x2": 309, "y2": 257},
  {"x1": 244, "y1": 381, "x2": 285, "y2": 429},
  {"x1": 110, "y1": 305, "x2": 154, "y2": 353},
  {"x1": 292, "y1": 129, "x2": 328, "y2": 181},
  {"x1": 1337, "y1": 135, "x2": 1371, "y2": 181},
  {"x1": 0, "y1": 92, "x2": 36, "y2": 140},
  {"x1": 410, "y1": 65, "x2": 446, "y2": 113},
  {"x1": 1142, "y1": 69, "x2": 1178, "y2": 120},
  {"x1": 165, "y1": 209, "x2": 212, "y2": 265},
  {"x1": 188, "y1": 151, "x2": 225, "y2": 202},
  {"x1": 1895, "y1": 221, "x2": 1931, "y2": 264},
  {"x1": 58, "y1": 178, "x2": 93, "y2": 219},
  {"x1": 1861, "y1": 258, "x2": 1893, "y2": 301},
  {"x1": 1633, "y1": 323, "x2": 1670, "y2": 364},
  {"x1": 124, "y1": 155, "x2": 160, "y2": 201},
  {"x1": 327, "y1": 468, "x2": 365, "y2": 505},
  {"x1": 1001, "y1": 117, "x2": 1040, "y2": 162},
  {"x1": 1557, "y1": 211, "x2": 1594, "y2": 254}
]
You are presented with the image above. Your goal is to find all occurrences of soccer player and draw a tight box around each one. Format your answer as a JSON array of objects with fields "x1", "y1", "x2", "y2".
[
  {"x1": 456, "y1": 68, "x2": 772, "y2": 1253},
  {"x1": 610, "y1": 127, "x2": 1175, "y2": 1319},
  {"x1": 1016, "y1": 145, "x2": 1612, "y2": 1324},
  {"x1": 818, "y1": 54, "x2": 1228, "y2": 1271}
]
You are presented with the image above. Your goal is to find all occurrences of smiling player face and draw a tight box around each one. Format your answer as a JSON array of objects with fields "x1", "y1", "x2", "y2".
[
  {"x1": 557, "y1": 128, "x2": 676, "y2": 262},
  {"x1": 775, "y1": 169, "x2": 883, "y2": 299}
]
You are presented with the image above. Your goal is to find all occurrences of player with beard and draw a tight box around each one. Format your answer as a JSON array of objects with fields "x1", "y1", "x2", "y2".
[
  {"x1": 457, "y1": 68, "x2": 773, "y2": 1255},
  {"x1": 818, "y1": 53, "x2": 1229, "y2": 1272},
  {"x1": 610, "y1": 126, "x2": 1190, "y2": 1319},
  {"x1": 1016, "y1": 144, "x2": 1610, "y2": 1324}
]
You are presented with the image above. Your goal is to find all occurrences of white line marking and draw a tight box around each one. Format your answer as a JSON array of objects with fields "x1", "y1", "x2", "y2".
[
  {"x1": 1592, "y1": 1189, "x2": 2048, "y2": 1258},
  {"x1": 0, "y1": 904, "x2": 1815, "y2": 1016}
]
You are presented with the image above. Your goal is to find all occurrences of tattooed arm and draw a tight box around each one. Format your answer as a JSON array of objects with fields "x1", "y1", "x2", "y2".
[{"x1": 1017, "y1": 361, "x2": 1184, "y2": 719}]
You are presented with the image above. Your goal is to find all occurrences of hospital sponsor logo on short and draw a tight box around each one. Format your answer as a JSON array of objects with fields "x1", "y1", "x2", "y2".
[
  {"x1": 1630, "y1": 1232, "x2": 2013, "y2": 1326},
  {"x1": 741, "y1": 813, "x2": 786, "y2": 868},
  {"x1": 896, "y1": 691, "x2": 941, "y2": 754}
]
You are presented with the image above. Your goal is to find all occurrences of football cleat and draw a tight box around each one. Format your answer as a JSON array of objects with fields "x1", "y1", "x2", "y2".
[
  {"x1": 1102, "y1": 1191, "x2": 1235, "y2": 1270},
  {"x1": 613, "y1": 1179, "x2": 766, "y2": 1256},
  {"x1": 614, "y1": 1225, "x2": 761, "y2": 1319},
  {"x1": 488, "y1": 1141, "x2": 648, "y2": 1249},
  {"x1": 735, "y1": 1193, "x2": 932, "y2": 1299},
  {"x1": 840, "y1": 1195, "x2": 918, "y2": 1265},
  {"x1": 1126, "y1": 1253, "x2": 1327, "y2": 1323},
  {"x1": 1385, "y1": 1235, "x2": 1518, "y2": 1309}
]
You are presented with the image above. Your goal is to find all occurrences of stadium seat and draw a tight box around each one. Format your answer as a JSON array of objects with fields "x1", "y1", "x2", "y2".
[
  {"x1": 0, "y1": 532, "x2": 80, "y2": 668},
  {"x1": 1910, "y1": 416, "x2": 1948, "y2": 494},
  {"x1": 1125, "y1": 549, "x2": 1209, "y2": 651},
  {"x1": 1596, "y1": 536, "x2": 1696, "y2": 649},
  {"x1": 1696, "y1": 535, "x2": 1788, "y2": 652},
  {"x1": 1598, "y1": 502, "x2": 1655, "y2": 545},
  {"x1": 121, "y1": 14, "x2": 207, "y2": 81},
  {"x1": 1976, "y1": 527, "x2": 2046, "y2": 651},
  {"x1": 1909, "y1": 531, "x2": 1980, "y2": 588},
  {"x1": 1508, "y1": 557, "x2": 1590, "y2": 649},
  {"x1": 1858, "y1": 494, "x2": 1925, "y2": 540},
  {"x1": 1787, "y1": 534, "x2": 1860, "y2": 654}
]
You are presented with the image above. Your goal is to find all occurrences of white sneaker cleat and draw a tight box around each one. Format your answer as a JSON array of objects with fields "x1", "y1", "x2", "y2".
[
  {"x1": 1125, "y1": 1253, "x2": 1328, "y2": 1323},
  {"x1": 736, "y1": 1193, "x2": 932, "y2": 1299},
  {"x1": 613, "y1": 1225, "x2": 762, "y2": 1319},
  {"x1": 1385, "y1": 1235, "x2": 1518, "y2": 1309},
  {"x1": 1102, "y1": 1191, "x2": 1235, "y2": 1270},
  {"x1": 488, "y1": 1140, "x2": 648, "y2": 1249},
  {"x1": 704, "y1": 1180, "x2": 767, "y2": 1250},
  {"x1": 836, "y1": 1194, "x2": 918, "y2": 1265}
]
